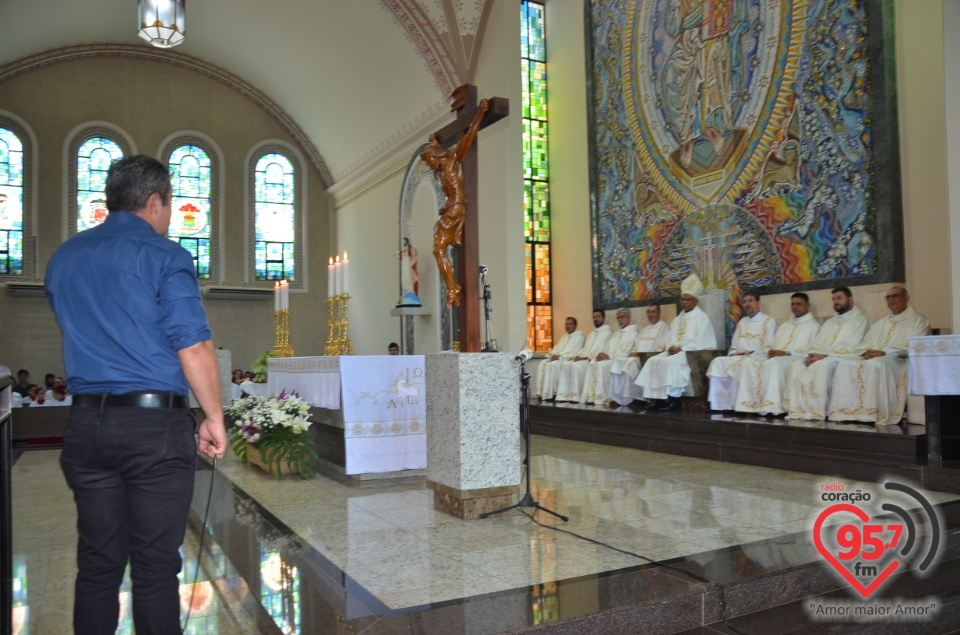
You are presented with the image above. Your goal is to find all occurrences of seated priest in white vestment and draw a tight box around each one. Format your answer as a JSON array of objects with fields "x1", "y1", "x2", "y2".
[
  {"x1": 785, "y1": 287, "x2": 871, "y2": 420},
  {"x1": 633, "y1": 274, "x2": 718, "y2": 411},
  {"x1": 555, "y1": 310, "x2": 612, "y2": 402},
  {"x1": 828, "y1": 287, "x2": 931, "y2": 425},
  {"x1": 735, "y1": 292, "x2": 821, "y2": 415},
  {"x1": 706, "y1": 291, "x2": 777, "y2": 411},
  {"x1": 535, "y1": 316, "x2": 585, "y2": 400},
  {"x1": 579, "y1": 308, "x2": 638, "y2": 404},
  {"x1": 608, "y1": 304, "x2": 671, "y2": 406}
]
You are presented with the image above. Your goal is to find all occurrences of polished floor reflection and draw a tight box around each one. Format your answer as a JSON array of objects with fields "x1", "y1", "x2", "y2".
[{"x1": 11, "y1": 437, "x2": 960, "y2": 633}]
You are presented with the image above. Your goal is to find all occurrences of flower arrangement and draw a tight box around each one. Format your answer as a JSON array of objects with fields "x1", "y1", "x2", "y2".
[{"x1": 226, "y1": 391, "x2": 318, "y2": 480}]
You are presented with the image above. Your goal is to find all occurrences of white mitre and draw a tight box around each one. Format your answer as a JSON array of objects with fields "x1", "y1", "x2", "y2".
[{"x1": 680, "y1": 273, "x2": 704, "y2": 297}]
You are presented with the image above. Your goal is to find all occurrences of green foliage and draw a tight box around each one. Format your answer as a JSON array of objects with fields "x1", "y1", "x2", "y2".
[{"x1": 251, "y1": 349, "x2": 272, "y2": 383}]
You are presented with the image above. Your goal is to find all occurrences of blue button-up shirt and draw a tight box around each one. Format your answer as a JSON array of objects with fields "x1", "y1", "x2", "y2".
[{"x1": 46, "y1": 212, "x2": 212, "y2": 395}]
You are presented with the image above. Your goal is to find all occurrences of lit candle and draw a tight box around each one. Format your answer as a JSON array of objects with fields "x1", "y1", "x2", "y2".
[
  {"x1": 334, "y1": 255, "x2": 342, "y2": 296},
  {"x1": 328, "y1": 257, "x2": 334, "y2": 298},
  {"x1": 274, "y1": 281, "x2": 280, "y2": 312},
  {"x1": 282, "y1": 280, "x2": 289, "y2": 310},
  {"x1": 342, "y1": 251, "x2": 349, "y2": 295}
]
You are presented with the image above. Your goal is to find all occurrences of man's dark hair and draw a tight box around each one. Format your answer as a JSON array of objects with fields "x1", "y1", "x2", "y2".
[
  {"x1": 831, "y1": 286, "x2": 853, "y2": 298},
  {"x1": 388, "y1": 342, "x2": 399, "y2": 349},
  {"x1": 592, "y1": 308, "x2": 604, "y2": 315},
  {"x1": 565, "y1": 316, "x2": 578, "y2": 326},
  {"x1": 106, "y1": 155, "x2": 172, "y2": 213},
  {"x1": 44, "y1": 373, "x2": 55, "y2": 388},
  {"x1": 17, "y1": 369, "x2": 28, "y2": 377},
  {"x1": 791, "y1": 292, "x2": 810, "y2": 303},
  {"x1": 647, "y1": 303, "x2": 661, "y2": 310},
  {"x1": 742, "y1": 290, "x2": 761, "y2": 302}
]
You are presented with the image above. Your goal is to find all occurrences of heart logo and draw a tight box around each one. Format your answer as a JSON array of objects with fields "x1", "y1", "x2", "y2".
[{"x1": 813, "y1": 504, "x2": 901, "y2": 598}]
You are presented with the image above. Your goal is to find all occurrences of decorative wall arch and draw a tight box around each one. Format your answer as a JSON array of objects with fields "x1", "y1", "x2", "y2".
[{"x1": 0, "y1": 44, "x2": 332, "y2": 188}]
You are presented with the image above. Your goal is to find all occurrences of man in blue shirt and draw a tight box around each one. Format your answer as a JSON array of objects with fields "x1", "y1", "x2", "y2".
[{"x1": 46, "y1": 155, "x2": 227, "y2": 635}]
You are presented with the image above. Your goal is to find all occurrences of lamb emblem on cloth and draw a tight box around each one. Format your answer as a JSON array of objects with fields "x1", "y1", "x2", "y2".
[{"x1": 395, "y1": 374, "x2": 421, "y2": 404}]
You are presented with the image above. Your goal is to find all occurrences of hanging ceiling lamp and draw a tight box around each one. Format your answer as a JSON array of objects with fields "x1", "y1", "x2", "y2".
[{"x1": 138, "y1": 0, "x2": 186, "y2": 48}]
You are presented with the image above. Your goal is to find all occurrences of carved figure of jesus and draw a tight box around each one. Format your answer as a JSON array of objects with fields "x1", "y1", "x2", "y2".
[{"x1": 420, "y1": 98, "x2": 490, "y2": 308}]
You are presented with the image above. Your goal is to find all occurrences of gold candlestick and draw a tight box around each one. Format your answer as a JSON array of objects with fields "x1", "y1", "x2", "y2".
[
  {"x1": 273, "y1": 309, "x2": 294, "y2": 357},
  {"x1": 339, "y1": 293, "x2": 355, "y2": 355},
  {"x1": 324, "y1": 296, "x2": 337, "y2": 355}
]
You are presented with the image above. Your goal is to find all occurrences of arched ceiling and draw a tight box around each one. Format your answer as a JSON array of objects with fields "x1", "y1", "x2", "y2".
[{"x1": 0, "y1": 1, "x2": 494, "y2": 193}]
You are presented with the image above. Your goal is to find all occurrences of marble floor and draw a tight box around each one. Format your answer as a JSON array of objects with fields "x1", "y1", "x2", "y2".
[{"x1": 10, "y1": 436, "x2": 960, "y2": 634}]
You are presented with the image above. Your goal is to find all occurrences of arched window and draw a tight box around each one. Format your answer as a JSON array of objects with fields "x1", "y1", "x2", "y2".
[
  {"x1": 165, "y1": 141, "x2": 218, "y2": 281},
  {"x1": 70, "y1": 129, "x2": 130, "y2": 235},
  {"x1": 251, "y1": 149, "x2": 299, "y2": 282},
  {"x1": 0, "y1": 125, "x2": 25, "y2": 276}
]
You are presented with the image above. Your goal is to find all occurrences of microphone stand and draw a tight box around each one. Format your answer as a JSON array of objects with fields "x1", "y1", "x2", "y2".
[
  {"x1": 481, "y1": 360, "x2": 568, "y2": 522},
  {"x1": 480, "y1": 266, "x2": 497, "y2": 352}
]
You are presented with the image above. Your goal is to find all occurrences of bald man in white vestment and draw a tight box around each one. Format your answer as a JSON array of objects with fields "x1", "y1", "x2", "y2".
[
  {"x1": 735, "y1": 293, "x2": 821, "y2": 415},
  {"x1": 555, "y1": 310, "x2": 612, "y2": 402},
  {"x1": 706, "y1": 291, "x2": 776, "y2": 411},
  {"x1": 828, "y1": 287, "x2": 930, "y2": 425},
  {"x1": 634, "y1": 274, "x2": 718, "y2": 411},
  {"x1": 785, "y1": 287, "x2": 871, "y2": 420},
  {"x1": 579, "y1": 308, "x2": 638, "y2": 404},
  {"x1": 608, "y1": 305, "x2": 671, "y2": 406},
  {"x1": 535, "y1": 316, "x2": 584, "y2": 401}
]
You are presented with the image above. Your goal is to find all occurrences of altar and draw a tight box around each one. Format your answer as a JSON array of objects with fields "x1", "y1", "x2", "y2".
[{"x1": 266, "y1": 355, "x2": 426, "y2": 477}]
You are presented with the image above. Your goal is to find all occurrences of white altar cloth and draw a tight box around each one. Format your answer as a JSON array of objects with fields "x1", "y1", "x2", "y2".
[
  {"x1": 909, "y1": 335, "x2": 960, "y2": 396},
  {"x1": 266, "y1": 355, "x2": 426, "y2": 475}
]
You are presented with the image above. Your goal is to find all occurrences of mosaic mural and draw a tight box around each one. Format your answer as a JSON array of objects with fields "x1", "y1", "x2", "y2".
[{"x1": 589, "y1": 0, "x2": 898, "y2": 306}]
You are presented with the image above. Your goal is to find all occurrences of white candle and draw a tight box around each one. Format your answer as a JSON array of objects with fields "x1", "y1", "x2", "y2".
[
  {"x1": 334, "y1": 255, "x2": 342, "y2": 296},
  {"x1": 328, "y1": 257, "x2": 334, "y2": 298},
  {"x1": 282, "y1": 280, "x2": 289, "y2": 310},
  {"x1": 342, "y1": 251, "x2": 350, "y2": 295},
  {"x1": 274, "y1": 281, "x2": 280, "y2": 312}
]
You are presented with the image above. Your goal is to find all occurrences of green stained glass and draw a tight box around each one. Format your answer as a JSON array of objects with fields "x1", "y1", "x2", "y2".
[
  {"x1": 0, "y1": 127, "x2": 24, "y2": 275},
  {"x1": 254, "y1": 153, "x2": 296, "y2": 281},
  {"x1": 528, "y1": 61, "x2": 547, "y2": 120},
  {"x1": 168, "y1": 145, "x2": 212, "y2": 278},
  {"x1": 77, "y1": 137, "x2": 124, "y2": 232},
  {"x1": 522, "y1": 1, "x2": 551, "y2": 352}
]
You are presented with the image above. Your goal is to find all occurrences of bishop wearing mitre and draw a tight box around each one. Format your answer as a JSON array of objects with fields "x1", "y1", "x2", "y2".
[{"x1": 634, "y1": 274, "x2": 717, "y2": 411}]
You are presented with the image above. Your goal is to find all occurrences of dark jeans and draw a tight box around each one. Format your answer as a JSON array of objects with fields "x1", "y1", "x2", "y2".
[{"x1": 60, "y1": 404, "x2": 197, "y2": 635}]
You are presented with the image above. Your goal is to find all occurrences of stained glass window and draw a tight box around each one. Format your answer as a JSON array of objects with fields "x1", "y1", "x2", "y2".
[
  {"x1": 0, "y1": 127, "x2": 24, "y2": 275},
  {"x1": 77, "y1": 137, "x2": 124, "y2": 232},
  {"x1": 168, "y1": 145, "x2": 212, "y2": 278},
  {"x1": 254, "y1": 153, "x2": 296, "y2": 281},
  {"x1": 522, "y1": 1, "x2": 552, "y2": 351}
]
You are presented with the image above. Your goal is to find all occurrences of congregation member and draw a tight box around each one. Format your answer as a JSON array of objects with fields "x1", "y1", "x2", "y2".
[
  {"x1": 735, "y1": 293, "x2": 821, "y2": 415},
  {"x1": 785, "y1": 287, "x2": 870, "y2": 420},
  {"x1": 388, "y1": 342, "x2": 401, "y2": 355},
  {"x1": 828, "y1": 286, "x2": 930, "y2": 425},
  {"x1": 634, "y1": 274, "x2": 718, "y2": 411},
  {"x1": 556, "y1": 310, "x2": 611, "y2": 402},
  {"x1": 535, "y1": 316, "x2": 584, "y2": 401},
  {"x1": 608, "y1": 304, "x2": 671, "y2": 406},
  {"x1": 579, "y1": 308, "x2": 637, "y2": 404},
  {"x1": 706, "y1": 291, "x2": 777, "y2": 411},
  {"x1": 12, "y1": 369, "x2": 35, "y2": 398}
]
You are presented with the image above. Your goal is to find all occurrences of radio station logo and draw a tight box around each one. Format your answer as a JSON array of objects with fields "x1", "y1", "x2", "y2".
[{"x1": 808, "y1": 480, "x2": 944, "y2": 622}]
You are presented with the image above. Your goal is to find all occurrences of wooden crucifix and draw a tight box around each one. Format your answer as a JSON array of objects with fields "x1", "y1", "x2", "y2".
[{"x1": 421, "y1": 84, "x2": 508, "y2": 353}]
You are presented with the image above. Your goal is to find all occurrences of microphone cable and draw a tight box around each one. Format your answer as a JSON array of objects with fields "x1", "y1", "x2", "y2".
[{"x1": 181, "y1": 456, "x2": 217, "y2": 634}]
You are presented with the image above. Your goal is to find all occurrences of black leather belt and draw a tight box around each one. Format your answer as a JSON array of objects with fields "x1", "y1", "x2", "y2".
[{"x1": 73, "y1": 392, "x2": 189, "y2": 409}]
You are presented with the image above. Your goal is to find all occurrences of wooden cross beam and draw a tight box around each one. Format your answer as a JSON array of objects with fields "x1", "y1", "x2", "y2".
[{"x1": 428, "y1": 84, "x2": 508, "y2": 353}]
